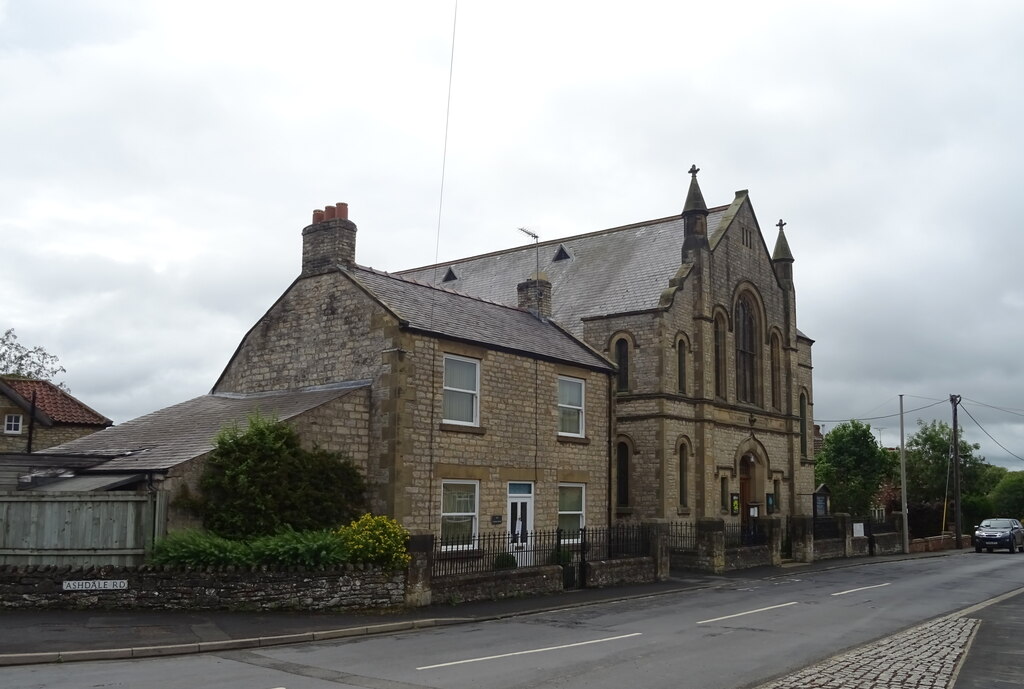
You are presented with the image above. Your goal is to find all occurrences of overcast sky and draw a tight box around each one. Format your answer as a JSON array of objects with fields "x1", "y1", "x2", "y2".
[{"x1": 3, "y1": 1, "x2": 1023, "y2": 469}]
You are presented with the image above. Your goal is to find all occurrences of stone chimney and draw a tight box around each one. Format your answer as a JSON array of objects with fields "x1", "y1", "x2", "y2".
[
  {"x1": 302, "y1": 202, "x2": 356, "y2": 276},
  {"x1": 517, "y1": 273, "x2": 552, "y2": 319}
]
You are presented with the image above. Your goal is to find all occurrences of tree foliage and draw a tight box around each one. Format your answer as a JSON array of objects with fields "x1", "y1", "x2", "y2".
[
  {"x1": 989, "y1": 471, "x2": 1024, "y2": 519},
  {"x1": 814, "y1": 420, "x2": 893, "y2": 515},
  {"x1": 0, "y1": 328, "x2": 68, "y2": 389},
  {"x1": 904, "y1": 419, "x2": 988, "y2": 506},
  {"x1": 199, "y1": 414, "x2": 367, "y2": 539}
]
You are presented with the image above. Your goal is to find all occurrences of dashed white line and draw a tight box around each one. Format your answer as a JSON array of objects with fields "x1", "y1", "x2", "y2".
[
  {"x1": 831, "y1": 582, "x2": 891, "y2": 596},
  {"x1": 416, "y1": 632, "x2": 643, "y2": 670},
  {"x1": 696, "y1": 601, "x2": 799, "y2": 624}
]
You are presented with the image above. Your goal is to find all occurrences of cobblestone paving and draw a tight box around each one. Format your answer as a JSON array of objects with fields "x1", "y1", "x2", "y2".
[{"x1": 756, "y1": 616, "x2": 979, "y2": 689}]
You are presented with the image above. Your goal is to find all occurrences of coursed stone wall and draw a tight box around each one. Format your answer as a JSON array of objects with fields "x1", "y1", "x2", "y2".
[{"x1": 0, "y1": 564, "x2": 405, "y2": 611}]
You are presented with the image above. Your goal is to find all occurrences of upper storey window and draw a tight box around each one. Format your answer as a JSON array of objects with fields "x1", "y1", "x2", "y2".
[
  {"x1": 443, "y1": 355, "x2": 479, "y2": 425},
  {"x1": 557, "y1": 376, "x2": 585, "y2": 437},
  {"x1": 735, "y1": 295, "x2": 759, "y2": 404}
]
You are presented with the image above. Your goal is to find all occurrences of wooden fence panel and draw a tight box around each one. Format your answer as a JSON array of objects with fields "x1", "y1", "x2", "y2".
[{"x1": 0, "y1": 491, "x2": 166, "y2": 566}]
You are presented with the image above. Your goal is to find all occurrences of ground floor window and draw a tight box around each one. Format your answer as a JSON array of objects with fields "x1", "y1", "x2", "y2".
[
  {"x1": 720, "y1": 476, "x2": 730, "y2": 512},
  {"x1": 558, "y1": 483, "x2": 585, "y2": 539},
  {"x1": 441, "y1": 480, "x2": 478, "y2": 548},
  {"x1": 4, "y1": 414, "x2": 21, "y2": 434}
]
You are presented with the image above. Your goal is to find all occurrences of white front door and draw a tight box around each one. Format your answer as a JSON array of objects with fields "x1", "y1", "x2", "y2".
[{"x1": 508, "y1": 482, "x2": 534, "y2": 566}]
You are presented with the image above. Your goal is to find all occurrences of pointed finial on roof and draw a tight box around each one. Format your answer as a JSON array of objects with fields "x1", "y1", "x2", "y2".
[
  {"x1": 682, "y1": 164, "x2": 707, "y2": 215},
  {"x1": 772, "y1": 218, "x2": 794, "y2": 262}
]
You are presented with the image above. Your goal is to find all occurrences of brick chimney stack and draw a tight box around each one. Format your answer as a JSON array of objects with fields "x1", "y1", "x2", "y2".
[
  {"x1": 517, "y1": 273, "x2": 552, "y2": 319},
  {"x1": 302, "y1": 202, "x2": 356, "y2": 275}
]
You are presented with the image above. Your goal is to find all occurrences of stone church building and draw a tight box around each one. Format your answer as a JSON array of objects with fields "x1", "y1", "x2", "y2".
[{"x1": 400, "y1": 167, "x2": 817, "y2": 526}]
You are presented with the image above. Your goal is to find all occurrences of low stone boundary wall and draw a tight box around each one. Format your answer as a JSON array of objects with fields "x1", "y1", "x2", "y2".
[
  {"x1": 909, "y1": 534, "x2": 971, "y2": 553},
  {"x1": 813, "y1": 537, "x2": 846, "y2": 561},
  {"x1": 584, "y1": 557, "x2": 654, "y2": 588},
  {"x1": 431, "y1": 565, "x2": 562, "y2": 605},
  {"x1": 0, "y1": 564, "x2": 405, "y2": 611}
]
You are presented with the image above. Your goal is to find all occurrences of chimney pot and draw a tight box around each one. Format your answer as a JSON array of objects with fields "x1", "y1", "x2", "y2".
[
  {"x1": 324, "y1": 205, "x2": 337, "y2": 220},
  {"x1": 312, "y1": 209, "x2": 325, "y2": 223},
  {"x1": 336, "y1": 202, "x2": 348, "y2": 220}
]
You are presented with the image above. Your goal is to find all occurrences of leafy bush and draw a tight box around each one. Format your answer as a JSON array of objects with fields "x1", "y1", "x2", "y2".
[
  {"x1": 199, "y1": 414, "x2": 367, "y2": 539},
  {"x1": 149, "y1": 530, "x2": 254, "y2": 567},
  {"x1": 493, "y1": 552, "x2": 518, "y2": 570},
  {"x1": 249, "y1": 529, "x2": 349, "y2": 567},
  {"x1": 338, "y1": 515, "x2": 411, "y2": 570}
]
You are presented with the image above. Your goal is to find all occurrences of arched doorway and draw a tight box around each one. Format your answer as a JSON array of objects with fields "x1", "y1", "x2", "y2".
[{"x1": 739, "y1": 453, "x2": 764, "y2": 530}]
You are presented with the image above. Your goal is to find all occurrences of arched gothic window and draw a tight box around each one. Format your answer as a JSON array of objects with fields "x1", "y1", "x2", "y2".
[
  {"x1": 800, "y1": 392, "x2": 809, "y2": 457},
  {"x1": 615, "y1": 338, "x2": 630, "y2": 392},
  {"x1": 714, "y1": 316, "x2": 727, "y2": 398},
  {"x1": 678, "y1": 443, "x2": 688, "y2": 507},
  {"x1": 616, "y1": 442, "x2": 630, "y2": 507},
  {"x1": 677, "y1": 339, "x2": 686, "y2": 395},
  {"x1": 735, "y1": 295, "x2": 758, "y2": 404},
  {"x1": 770, "y1": 333, "x2": 782, "y2": 410}
]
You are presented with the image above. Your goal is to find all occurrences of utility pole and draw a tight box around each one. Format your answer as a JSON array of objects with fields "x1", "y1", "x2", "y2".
[
  {"x1": 899, "y1": 395, "x2": 909, "y2": 554},
  {"x1": 950, "y1": 394, "x2": 962, "y2": 549}
]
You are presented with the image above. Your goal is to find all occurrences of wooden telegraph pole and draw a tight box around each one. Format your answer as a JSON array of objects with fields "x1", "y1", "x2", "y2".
[{"x1": 950, "y1": 394, "x2": 962, "y2": 549}]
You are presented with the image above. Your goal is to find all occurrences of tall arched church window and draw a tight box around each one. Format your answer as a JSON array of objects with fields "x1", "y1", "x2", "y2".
[
  {"x1": 615, "y1": 338, "x2": 630, "y2": 392},
  {"x1": 677, "y1": 340, "x2": 686, "y2": 395},
  {"x1": 616, "y1": 442, "x2": 630, "y2": 507},
  {"x1": 800, "y1": 392, "x2": 808, "y2": 457},
  {"x1": 735, "y1": 296, "x2": 758, "y2": 404},
  {"x1": 714, "y1": 316, "x2": 727, "y2": 398},
  {"x1": 770, "y1": 333, "x2": 782, "y2": 410},
  {"x1": 678, "y1": 443, "x2": 688, "y2": 507}
]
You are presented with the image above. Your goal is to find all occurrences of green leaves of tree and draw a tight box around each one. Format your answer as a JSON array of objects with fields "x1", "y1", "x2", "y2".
[
  {"x1": 199, "y1": 414, "x2": 367, "y2": 539},
  {"x1": 815, "y1": 420, "x2": 892, "y2": 515}
]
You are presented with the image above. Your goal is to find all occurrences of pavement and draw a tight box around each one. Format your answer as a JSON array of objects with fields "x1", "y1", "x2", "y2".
[{"x1": 0, "y1": 550, "x2": 1020, "y2": 689}]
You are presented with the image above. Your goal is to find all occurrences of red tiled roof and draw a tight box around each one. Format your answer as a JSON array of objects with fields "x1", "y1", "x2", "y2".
[{"x1": 0, "y1": 377, "x2": 111, "y2": 427}]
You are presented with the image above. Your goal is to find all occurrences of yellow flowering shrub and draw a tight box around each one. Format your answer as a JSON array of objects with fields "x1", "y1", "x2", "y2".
[{"x1": 338, "y1": 514, "x2": 411, "y2": 570}]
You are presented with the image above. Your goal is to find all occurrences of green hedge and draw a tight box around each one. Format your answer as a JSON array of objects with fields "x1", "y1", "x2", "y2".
[{"x1": 150, "y1": 515, "x2": 410, "y2": 570}]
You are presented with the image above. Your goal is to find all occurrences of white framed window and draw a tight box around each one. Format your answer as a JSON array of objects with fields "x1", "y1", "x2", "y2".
[
  {"x1": 443, "y1": 355, "x2": 479, "y2": 426},
  {"x1": 441, "y1": 480, "x2": 479, "y2": 548},
  {"x1": 557, "y1": 376, "x2": 585, "y2": 437},
  {"x1": 4, "y1": 414, "x2": 22, "y2": 435},
  {"x1": 558, "y1": 483, "x2": 585, "y2": 539}
]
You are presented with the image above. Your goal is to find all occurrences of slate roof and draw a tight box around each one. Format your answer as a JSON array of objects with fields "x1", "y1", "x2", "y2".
[
  {"x1": 33, "y1": 382, "x2": 369, "y2": 473},
  {"x1": 0, "y1": 377, "x2": 111, "y2": 427},
  {"x1": 396, "y1": 210, "x2": 729, "y2": 339},
  {"x1": 349, "y1": 266, "x2": 612, "y2": 372}
]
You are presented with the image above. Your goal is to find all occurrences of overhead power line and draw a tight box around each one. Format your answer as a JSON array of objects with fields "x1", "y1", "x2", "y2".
[{"x1": 958, "y1": 401, "x2": 1024, "y2": 464}]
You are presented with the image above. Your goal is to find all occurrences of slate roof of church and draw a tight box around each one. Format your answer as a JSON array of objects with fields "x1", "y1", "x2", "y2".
[
  {"x1": 32, "y1": 382, "x2": 368, "y2": 472},
  {"x1": 349, "y1": 266, "x2": 613, "y2": 372},
  {"x1": 396, "y1": 209, "x2": 729, "y2": 339},
  {"x1": 0, "y1": 377, "x2": 111, "y2": 427}
]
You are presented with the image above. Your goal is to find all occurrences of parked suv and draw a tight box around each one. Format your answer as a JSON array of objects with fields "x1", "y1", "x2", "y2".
[{"x1": 973, "y1": 518, "x2": 1024, "y2": 553}]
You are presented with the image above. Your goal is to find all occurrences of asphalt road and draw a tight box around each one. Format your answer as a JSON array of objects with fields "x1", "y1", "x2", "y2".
[{"x1": 6, "y1": 552, "x2": 1024, "y2": 689}]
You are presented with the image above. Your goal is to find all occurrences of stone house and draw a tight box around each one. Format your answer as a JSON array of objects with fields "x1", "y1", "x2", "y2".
[
  {"x1": 398, "y1": 168, "x2": 817, "y2": 525},
  {"x1": 211, "y1": 202, "x2": 615, "y2": 540}
]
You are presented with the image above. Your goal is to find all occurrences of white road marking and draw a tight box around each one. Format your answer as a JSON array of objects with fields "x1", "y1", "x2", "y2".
[
  {"x1": 696, "y1": 601, "x2": 798, "y2": 624},
  {"x1": 416, "y1": 632, "x2": 643, "y2": 670},
  {"x1": 831, "y1": 582, "x2": 891, "y2": 596}
]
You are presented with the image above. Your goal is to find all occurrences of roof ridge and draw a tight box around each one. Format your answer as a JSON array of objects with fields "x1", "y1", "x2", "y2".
[{"x1": 396, "y1": 207, "x2": 729, "y2": 274}]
